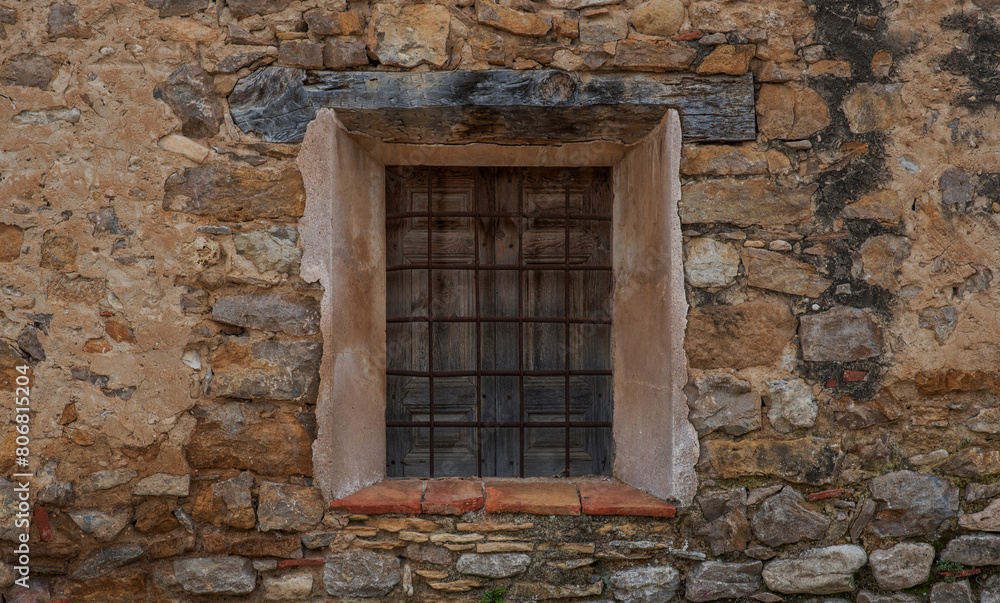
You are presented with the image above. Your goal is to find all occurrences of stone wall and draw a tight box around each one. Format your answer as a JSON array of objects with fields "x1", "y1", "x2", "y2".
[{"x1": 3, "y1": 0, "x2": 1000, "y2": 600}]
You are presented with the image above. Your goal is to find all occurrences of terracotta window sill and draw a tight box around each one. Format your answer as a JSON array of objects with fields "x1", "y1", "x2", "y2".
[{"x1": 329, "y1": 479, "x2": 677, "y2": 518}]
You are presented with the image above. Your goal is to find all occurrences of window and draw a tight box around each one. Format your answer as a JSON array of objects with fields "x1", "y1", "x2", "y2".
[
  {"x1": 298, "y1": 108, "x2": 697, "y2": 506},
  {"x1": 384, "y1": 167, "x2": 613, "y2": 478}
]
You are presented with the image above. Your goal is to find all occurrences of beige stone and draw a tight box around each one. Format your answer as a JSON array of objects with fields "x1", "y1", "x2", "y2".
[
  {"x1": 697, "y1": 44, "x2": 756, "y2": 75},
  {"x1": 158, "y1": 134, "x2": 210, "y2": 163},
  {"x1": 871, "y1": 50, "x2": 892, "y2": 78},
  {"x1": 843, "y1": 83, "x2": 905, "y2": 134},
  {"x1": 367, "y1": 4, "x2": 450, "y2": 68},
  {"x1": 742, "y1": 248, "x2": 832, "y2": 297},
  {"x1": 685, "y1": 237, "x2": 741, "y2": 291},
  {"x1": 843, "y1": 189, "x2": 907, "y2": 224},
  {"x1": 613, "y1": 39, "x2": 697, "y2": 72},
  {"x1": 680, "y1": 179, "x2": 814, "y2": 227},
  {"x1": 631, "y1": 0, "x2": 685, "y2": 37},
  {"x1": 580, "y1": 11, "x2": 627, "y2": 44},
  {"x1": 854, "y1": 234, "x2": 911, "y2": 293},
  {"x1": 141, "y1": 18, "x2": 222, "y2": 43},
  {"x1": 807, "y1": 60, "x2": 851, "y2": 78},
  {"x1": 703, "y1": 437, "x2": 843, "y2": 485},
  {"x1": 681, "y1": 144, "x2": 768, "y2": 176},
  {"x1": 959, "y1": 497, "x2": 1000, "y2": 531},
  {"x1": 685, "y1": 301, "x2": 797, "y2": 370},
  {"x1": 757, "y1": 84, "x2": 831, "y2": 140},
  {"x1": 428, "y1": 580, "x2": 481, "y2": 592},
  {"x1": 477, "y1": 0, "x2": 551, "y2": 37},
  {"x1": 689, "y1": 1, "x2": 813, "y2": 40},
  {"x1": 753, "y1": 60, "x2": 806, "y2": 82}
]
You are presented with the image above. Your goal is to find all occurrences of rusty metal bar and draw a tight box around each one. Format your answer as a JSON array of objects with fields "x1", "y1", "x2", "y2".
[
  {"x1": 564, "y1": 177, "x2": 572, "y2": 476},
  {"x1": 474, "y1": 169, "x2": 483, "y2": 478},
  {"x1": 387, "y1": 263, "x2": 612, "y2": 272},
  {"x1": 517, "y1": 170, "x2": 526, "y2": 478},
  {"x1": 388, "y1": 420, "x2": 613, "y2": 428},
  {"x1": 386, "y1": 210, "x2": 612, "y2": 221},
  {"x1": 387, "y1": 369, "x2": 611, "y2": 377},
  {"x1": 426, "y1": 167, "x2": 435, "y2": 478},
  {"x1": 386, "y1": 316, "x2": 611, "y2": 325}
]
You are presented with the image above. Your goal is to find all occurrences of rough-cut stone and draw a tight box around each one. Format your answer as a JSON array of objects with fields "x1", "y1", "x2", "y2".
[
  {"x1": 146, "y1": 0, "x2": 209, "y2": 17},
  {"x1": 48, "y1": 4, "x2": 91, "y2": 38},
  {"x1": 230, "y1": 534, "x2": 302, "y2": 557},
  {"x1": 680, "y1": 179, "x2": 814, "y2": 227},
  {"x1": 0, "y1": 479, "x2": 28, "y2": 541},
  {"x1": 762, "y1": 545, "x2": 867, "y2": 595},
  {"x1": 919, "y1": 306, "x2": 958, "y2": 343},
  {"x1": 132, "y1": 473, "x2": 189, "y2": 496},
  {"x1": 40, "y1": 232, "x2": 77, "y2": 271},
  {"x1": 612, "y1": 40, "x2": 697, "y2": 72},
  {"x1": 869, "y1": 471, "x2": 958, "y2": 536},
  {"x1": 211, "y1": 340, "x2": 322, "y2": 401},
  {"x1": 580, "y1": 11, "x2": 628, "y2": 44},
  {"x1": 64, "y1": 572, "x2": 146, "y2": 603},
  {"x1": 684, "y1": 237, "x2": 740, "y2": 291},
  {"x1": 162, "y1": 164, "x2": 306, "y2": 221},
  {"x1": 800, "y1": 307, "x2": 883, "y2": 362},
  {"x1": 0, "y1": 224, "x2": 23, "y2": 262},
  {"x1": 257, "y1": 481, "x2": 324, "y2": 532},
  {"x1": 510, "y1": 583, "x2": 604, "y2": 599},
  {"x1": 742, "y1": 248, "x2": 831, "y2": 297},
  {"x1": 914, "y1": 370, "x2": 999, "y2": 396},
  {"x1": 186, "y1": 403, "x2": 313, "y2": 476},
  {"x1": 757, "y1": 85, "x2": 831, "y2": 139},
  {"x1": 942, "y1": 446, "x2": 1000, "y2": 478},
  {"x1": 304, "y1": 9, "x2": 363, "y2": 35},
  {"x1": 942, "y1": 534, "x2": 1000, "y2": 565},
  {"x1": 689, "y1": 0, "x2": 813, "y2": 40},
  {"x1": 831, "y1": 390, "x2": 904, "y2": 430},
  {"x1": 325, "y1": 40, "x2": 368, "y2": 69},
  {"x1": 1, "y1": 54, "x2": 58, "y2": 89},
  {"x1": 405, "y1": 543, "x2": 451, "y2": 565},
  {"x1": 751, "y1": 486, "x2": 830, "y2": 547},
  {"x1": 610, "y1": 565, "x2": 680, "y2": 602},
  {"x1": 368, "y1": 4, "x2": 450, "y2": 68},
  {"x1": 959, "y1": 496, "x2": 1000, "y2": 531},
  {"x1": 843, "y1": 189, "x2": 907, "y2": 224},
  {"x1": 631, "y1": 0, "x2": 685, "y2": 36},
  {"x1": 686, "y1": 302, "x2": 797, "y2": 370},
  {"x1": 17, "y1": 326, "x2": 44, "y2": 361},
  {"x1": 478, "y1": 0, "x2": 551, "y2": 37},
  {"x1": 174, "y1": 557, "x2": 257, "y2": 594},
  {"x1": 264, "y1": 572, "x2": 313, "y2": 601},
  {"x1": 324, "y1": 550, "x2": 401, "y2": 597},
  {"x1": 12, "y1": 107, "x2": 81, "y2": 126},
  {"x1": 456, "y1": 553, "x2": 530, "y2": 578},
  {"x1": 234, "y1": 226, "x2": 303, "y2": 274},
  {"x1": 68, "y1": 508, "x2": 132, "y2": 541},
  {"x1": 153, "y1": 65, "x2": 224, "y2": 139},
  {"x1": 696, "y1": 489, "x2": 750, "y2": 555},
  {"x1": 856, "y1": 591, "x2": 922, "y2": 603},
  {"x1": 226, "y1": 0, "x2": 292, "y2": 19},
  {"x1": 939, "y1": 167, "x2": 975, "y2": 211},
  {"x1": 213, "y1": 293, "x2": 318, "y2": 336},
  {"x1": 854, "y1": 234, "x2": 910, "y2": 293},
  {"x1": 194, "y1": 471, "x2": 256, "y2": 529},
  {"x1": 681, "y1": 145, "x2": 770, "y2": 176},
  {"x1": 765, "y1": 379, "x2": 817, "y2": 433},
  {"x1": 685, "y1": 373, "x2": 761, "y2": 436},
  {"x1": 930, "y1": 580, "x2": 972, "y2": 603},
  {"x1": 843, "y1": 83, "x2": 905, "y2": 134},
  {"x1": 868, "y1": 542, "x2": 933, "y2": 590},
  {"x1": 685, "y1": 560, "x2": 762, "y2": 602},
  {"x1": 981, "y1": 573, "x2": 1000, "y2": 603},
  {"x1": 278, "y1": 40, "x2": 324, "y2": 69},
  {"x1": 698, "y1": 44, "x2": 756, "y2": 75},
  {"x1": 702, "y1": 437, "x2": 843, "y2": 485},
  {"x1": 71, "y1": 543, "x2": 145, "y2": 580}
]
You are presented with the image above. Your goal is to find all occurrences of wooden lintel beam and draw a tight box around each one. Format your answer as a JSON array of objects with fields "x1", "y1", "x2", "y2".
[{"x1": 229, "y1": 67, "x2": 756, "y2": 145}]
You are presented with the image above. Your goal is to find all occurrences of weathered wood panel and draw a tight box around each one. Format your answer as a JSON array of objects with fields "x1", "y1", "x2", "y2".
[{"x1": 230, "y1": 67, "x2": 755, "y2": 144}]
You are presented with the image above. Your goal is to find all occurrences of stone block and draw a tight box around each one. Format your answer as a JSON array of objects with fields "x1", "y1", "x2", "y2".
[
  {"x1": 757, "y1": 84, "x2": 830, "y2": 139},
  {"x1": 324, "y1": 550, "x2": 400, "y2": 597},
  {"x1": 702, "y1": 437, "x2": 842, "y2": 485},
  {"x1": 162, "y1": 163, "x2": 306, "y2": 221},
  {"x1": 685, "y1": 560, "x2": 762, "y2": 602},
  {"x1": 762, "y1": 545, "x2": 867, "y2": 595},
  {"x1": 685, "y1": 237, "x2": 740, "y2": 291},
  {"x1": 609, "y1": 565, "x2": 680, "y2": 602},
  {"x1": 456, "y1": 553, "x2": 531, "y2": 578},
  {"x1": 213, "y1": 293, "x2": 318, "y2": 336},
  {"x1": 211, "y1": 340, "x2": 322, "y2": 401},
  {"x1": 613, "y1": 39, "x2": 697, "y2": 71},
  {"x1": 680, "y1": 179, "x2": 814, "y2": 227},
  {"x1": 685, "y1": 374, "x2": 761, "y2": 436},
  {"x1": 742, "y1": 248, "x2": 831, "y2": 297},
  {"x1": 174, "y1": 557, "x2": 257, "y2": 594},
  {"x1": 257, "y1": 481, "x2": 324, "y2": 532},
  {"x1": 869, "y1": 542, "x2": 934, "y2": 590},
  {"x1": 685, "y1": 301, "x2": 797, "y2": 370},
  {"x1": 869, "y1": 470, "x2": 958, "y2": 536},
  {"x1": 153, "y1": 65, "x2": 224, "y2": 139},
  {"x1": 751, "y1": 486, "x2": 829, "y2": 547},
  {"x1": 367, "y1": 4, "x2": 450, "y2": 68},
  {"x1": 799, "y1": 306, "x2": 883, "y2": 362}
]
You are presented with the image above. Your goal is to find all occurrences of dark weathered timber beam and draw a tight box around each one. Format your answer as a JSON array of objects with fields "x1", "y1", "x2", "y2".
[{"x1": 230, "y1": 67, "x2": 755, "y2": 145}]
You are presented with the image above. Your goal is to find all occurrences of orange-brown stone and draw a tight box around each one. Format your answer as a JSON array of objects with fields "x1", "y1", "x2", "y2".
[{"x1": 104, "y1": 321, "x2": 136, "y2": 343}]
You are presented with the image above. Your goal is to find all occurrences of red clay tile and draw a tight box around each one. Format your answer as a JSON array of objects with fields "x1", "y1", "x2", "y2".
[
  {"x1": 577, "y1": 481, "x2": 677, "y2": 518},
  {"x1": 33, "y1": 506, "x2": 53, "y2": 541},
  {"x1": 484, "y1": 481, "x2": 581, "y2": 516},
  {"x1": 423, "y1": 480, "x2": 484, "y2": 515},
  {"x1": 278, "y1": 559, "x2": 325, "y2": 568},
  {"x1": 329, "y1": 480, "x2": 423, "y2": 514},
  {"x1": 807, "y1": 488, "x2": 853, "y2": 502}
]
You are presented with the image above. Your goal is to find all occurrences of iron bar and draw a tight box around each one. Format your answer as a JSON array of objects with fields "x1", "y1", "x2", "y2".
[
  {"x1": 388, "y1": 420, "x2": 612, "y2": 428},
  {"x1": 386, "y1": 316, "x2": 611, "y2": 325},
  {"x1": 387, "y1": 263, "x2": 612, "y2": 272}
]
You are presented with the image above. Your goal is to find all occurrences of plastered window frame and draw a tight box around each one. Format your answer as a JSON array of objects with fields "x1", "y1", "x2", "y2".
[{"x1": 296, "y1": 108, "x2": 698, "y2": 506}]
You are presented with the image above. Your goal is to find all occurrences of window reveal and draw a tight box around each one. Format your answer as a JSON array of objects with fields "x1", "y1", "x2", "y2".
[{"x1": 385, "y1": 167, "x2": 614, "y2": 478}]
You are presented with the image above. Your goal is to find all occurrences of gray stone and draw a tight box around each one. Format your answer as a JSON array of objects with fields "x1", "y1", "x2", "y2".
[
  {"x1": 609, "y1": 565, "x2": 680, "y2": 602},
  {"x1": 4, "y1": 576, "x2": 49, "y2": 603},
  {"x1": 580, "y1": 11, "x2": 628, "y2": 44},
  {"x1": 941, "y1": 534, "x2": 1000, "y2": 565},
  {"x1": 324, "y1": 550, "x2": 401, "y2": 597},
  {"x1": 762, "y1": 545, "x2": 867, "y2": 595},
  {"x1": 257, "y1": 481, "x2": 325, "y2": 532},
  {"x1": 967, "y1": 408, "x2": 1000, "y2": 434},
  {"x1": 456, "y1": 553, "x2": 531, "y2": 578},
  {"x1": 48, "y1": 4, "x2": 91, "y2": 38},
  {"x1": 153, "y1": 65, "x2": 224, "y2": 139},
  {"x1": 71, "y1": 543, "x2": 145, "y2": 580},
  {"x1": 930, "y1": 580, "x2": 972, "y2": 603},
  {"x1": 324, "y1": 40, "x2": 369, "y2": 69},
  {"x1": 132, "y1": 473, "x2": 190, "y2": 496},
  {"x1": 684, "y1": 238, "x2": 740, "y2": 291},
  {"x1": 405, "y1": 543, "x2": 451, "y2": 565},
  {"x1": 174, "y1": 557, "x2": 257, "y2": 594},
  {"x1": 145, "y1": 0, "x2": 210, "y2": 17},
  {"x1": 685, "y1": 560, "x2": 762, "y2": 602},
  {"x1": 697, "y1": 506, "x2": 751, "y2": 555},
  {"x1": 685, "y1": 374, "x2": 761, "y2": 436},
  {"x1": 980, "y1": 572, "x2": 1000, "y2": 603},
  {"x1": 1, "y1": 54, "x2": 57, "y2": 90},
  {"x1": 211, "y1": 340, "x2": 322, "y2": 401},
  {"x1": 302, "y1": 532, "x2": 344, "y2": 549},
  {"x1": 940, "y1": 167, "x2": 974, "y2": 211},
  {"x1": 0, "y1": 562, "x2": 14, "y2": 590},
  {"x1": 88, "y1": 207, "x2": 125, "y2": 235},
  {"x1": 212, "y1": 293, "x2": 319, "y2": 336},
  {"x1": 765, "y1": 379, "x2": 816, "y2": 433},
  {"x1": 697, "y1": 488, "x2": 747, "y2": 521},
  {"x1": 680, "y1": 180, "x2": 814, "y2": 228},
  {"x1": 16, "y1": 326, "x2": 43, "y2": 361},
  {"x1": 868, "y1": 542, "x2": 934, "y2": 590},
  {"x1": 226, "y1": 0, "x2": 293, "y2": 19},
  {"x1": 856, "y1": 591, "x2": 922, "y2": 603},
  {"x1": 960, "y1": 496, "x2": 1000, "y2": 531},
  {"x1": 799, "y1": 306, "x2": 883, "y2": 362},
  {"x1": 68, "y1": 508, "x2": 132, "y2": 541},
  {"x1": 869, "y1": 470, "x2": 958, "y2": 536},
  {"x1": 751, "y1": 486, "x2": 830, "y2": 547},
  {"x1": 918, "y1": 306, "x2": 957, "y2": 343},
  {"x1": 264, "y1": 572, "x2": 313, "y2": 601},
  {"x1": 34, "y1": 459, "x2": 74, "y2": 507},
  {"x1": 966, "y1": 481, "x2": 1000, "y2": 502},
  {"x1": 12, "y1": 108, "x2": 81, "y2": 126},
  {"x1": 742, "y1": 248, "x2": 832, "y2": 297}
]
